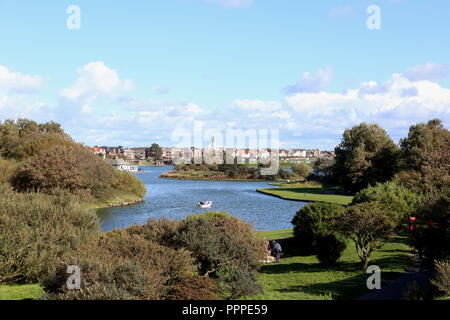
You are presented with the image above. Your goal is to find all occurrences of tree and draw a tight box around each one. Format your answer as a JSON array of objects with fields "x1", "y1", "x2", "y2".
[
  {"x1": 398, "y1": 119, "x2": 450, "y2": 195},
  {"x1": 313, "y1": 157, "x2": 335, "y2": 177},
  {"x1": 352, "y1": 182, "x2": 421, "y2": 226},
  {"x1": 150, "y1": 143, "x2": 163, "y2": 160},
  {"x1": 333, "y1": 123, "x2": 400, "y2": 192},
  {"x1": 292, "y1": 163, "x2": 312, "y2": 179},
  {"x1": 332, "y1": 202, "x2": 395, "y2": 270}
]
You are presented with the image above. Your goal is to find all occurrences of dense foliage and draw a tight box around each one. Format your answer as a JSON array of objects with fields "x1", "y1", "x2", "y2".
[
  {"x1": 0, "y1": 119, "x2": 145, "y2": 204},
  {"x1": 173, "y1": 163, "x2": 295, "y2": 181},
  {"x1": 431, "y1": 259, "x2": 450, "y2": 298},
  {"x1": 0, "y1": 184, "x2": 99, "y2": 284},
  {"x1": 291, "y1": 163, "x2": 312, "y2": 179},
  {"x1": 291, "y1": 203, "x2": 345, "y2": 258},
  {"x1": 44, "y1": 228, "x2": 217, "y2": 300},
  {"x1": 333, "y1": 123, "x2": 400, "y2": 192},
  {"x1": 313, "y1": 157, "x2": 335, "y2": 178},
  {"x1": 397, "y1": 119, "x2": 450, "y2": 195},
  {"x1": 352, "y1": 182, "x2": 421, "y2": 227},
  {"x1": 315, "y1": 234, "x2": 347, "y2": 266},
  {"x1": 174, "y1": 212, "x2": 265, "y2": 299},
  {"x1": 150, "y1": 143, "x2": 163, "y2": 160}
]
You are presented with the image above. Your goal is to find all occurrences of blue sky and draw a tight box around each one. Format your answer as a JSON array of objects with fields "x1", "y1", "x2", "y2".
[{"x1": 0, "y1": 0, "x2": 449, "y2": 149}]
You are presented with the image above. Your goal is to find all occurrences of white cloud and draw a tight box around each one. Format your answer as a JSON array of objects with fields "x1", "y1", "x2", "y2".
[
  {"x1": 60, "y1": 62, "x2": 132, "y2": 100},
  {"x1": 284, "y1": 66, "x2": 334, "y2": 94},
  {"x1": 1, "y1": 62, "x2": 449, "y2": 150},
  {"x1": 58, "y1": 62, "x2": 133, "y2": 121},
  {"x1": 0, "y1": 66, "x2": 42, "y2": 94},
  {"x1": 284, "y1": 73, "x2": 450, "y2": 145},
  {"x1": 0, "y1": 65, "x2": 51, "y2": 123},
  {"x1": 404, "y1": 62, "x2": 449, "y2": 81}
]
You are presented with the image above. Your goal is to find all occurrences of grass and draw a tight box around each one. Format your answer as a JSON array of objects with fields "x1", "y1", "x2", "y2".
[
  {"x1": 257, "y1": 229, "x2": 294, "y2": 240},
  {"x1": 0, "y1": 284, "x2": 44, "y2": 300},
  {"x1": 257, "y1": 186, "x2": 353, "y2": 205},
  {"x1": 249, "y1": 229, "x2": 414, "y2": 300}
]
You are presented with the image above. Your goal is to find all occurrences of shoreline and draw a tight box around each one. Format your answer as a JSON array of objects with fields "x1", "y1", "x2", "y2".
[
  {"x1": 91, "y1": 198, "x2": 144, "y2": 210},
  {"x1": 159, "y1": 172, "x2": 285, "y2": 182}
]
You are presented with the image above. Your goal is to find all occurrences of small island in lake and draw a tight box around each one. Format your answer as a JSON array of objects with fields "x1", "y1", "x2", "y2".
[{"x1": 160, "y1": 163, "x2": 299, "y2": 181}]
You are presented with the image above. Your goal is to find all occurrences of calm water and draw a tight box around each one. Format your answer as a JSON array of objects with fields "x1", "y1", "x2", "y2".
[{"x1": 98, "y1": 166, "x2": 306, "y2": 232}]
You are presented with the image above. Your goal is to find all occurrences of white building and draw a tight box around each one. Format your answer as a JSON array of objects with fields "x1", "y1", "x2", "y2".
[{"x1": 105, "y1": 158, "x2": 139, "y2": 172}]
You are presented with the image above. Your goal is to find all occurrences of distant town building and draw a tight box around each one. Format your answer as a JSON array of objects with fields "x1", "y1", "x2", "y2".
[{"x1": 123, "y1": 149, "x2": 135, "y2": 160}]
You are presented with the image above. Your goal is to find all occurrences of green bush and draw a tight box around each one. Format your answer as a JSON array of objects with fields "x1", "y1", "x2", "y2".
[
  {"x1": 174, "y1": 213, "x2": 265, "y2": 299},
  {"x1": 0, "y1": 184, "x2": 99, "y2": 284},
  {"x1": 315, "y1": 234, "x2": 347, "y2": 265},
  {"x1": 431, "y1": 259, "x2": 450, "y2": 298},
  {"x1": 292, "y1": 163, "x2": 312, "y2": 179},
  {"x1": 412, "y1": 190, "x2": 450, "y2": 261},
  {"x1": 352, "y1": 182, "x2": 421, "y2": 227},
  {"x1": 291, "y1": 203, "x2": 345, "y2": 254}
]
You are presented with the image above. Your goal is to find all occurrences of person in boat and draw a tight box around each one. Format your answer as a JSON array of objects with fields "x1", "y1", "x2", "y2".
[{"x1": 271, "y1": 240, "x2": 282, "y2": 263}]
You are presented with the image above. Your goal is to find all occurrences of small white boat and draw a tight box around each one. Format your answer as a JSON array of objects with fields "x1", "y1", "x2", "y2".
[{"x1": 197, "y1": 201, "x2": 213, "y2": 209}]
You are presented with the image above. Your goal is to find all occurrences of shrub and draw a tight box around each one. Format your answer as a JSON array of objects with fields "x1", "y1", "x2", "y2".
[
  {"x1": 13, "y1": 143, "x2": 145, "y2": 204},
  {"x1": 352, "y1": 182, "x2": 421, "y2": 227},
  {"x1": 292, "y1": 163, "x2": 312, "y2": 179},
  {"x1": 291, "y1": 203, "x2": 345, "y2": 254},
  {"x1": 1, "y1": 119, "x2": 145, "y2": 205},
  {"x1": 315, "y1": 234, "x2": 347, "y2": 265},
  {"x1": 431, "y1": 259, "x2": 450, "y2": 298},
  {"x1": 126, "y1": 218, "x2": 179, "y2": 247},
  {"x1": 44, "y1": 229, "x2": 217, "y2": 300},
  {"x1": 412, "y1": 190, "x2": 450, "y2": 261},
  {"x1": 0, "y1": 185, "x2": 99, "y2": 284},
  {"x1": 174, "y1": 213, "x2": 265, "y2": 299},
  {"x1": 0, "y1": 157, "x2": 17, "y2": 185}
]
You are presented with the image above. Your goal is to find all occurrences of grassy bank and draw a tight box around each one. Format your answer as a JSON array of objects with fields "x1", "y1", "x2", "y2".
[
  {"x1": 89, "y1": 194, "x2": 144, "y2": 209},
  {"x1": 249, "y1": 229, "x2": 414, "y2": 300},
  {"x1": 0, "y1": 284, "x2": 43, "y2": 300},
  {"x1": 257, "y1": 187, "x2": 353, "y2": 205}
]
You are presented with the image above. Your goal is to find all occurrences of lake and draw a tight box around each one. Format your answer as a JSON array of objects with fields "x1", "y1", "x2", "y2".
[{"x1": 98, "y1": 166, "x2": 306, "y2": 232}]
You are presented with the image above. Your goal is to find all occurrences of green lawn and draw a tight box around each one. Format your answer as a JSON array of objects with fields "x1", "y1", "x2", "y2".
[
  {"x1": 249, "y1": 229, "x2": 413, "y2": 300},
  {"x1": 257, "y1": 229, "x2": 294, "y2": 240},
  {"x1": 257, "y1": 187, "x2": 353, "y2": 205},
  {"x1": 0, "y1": 284, "x2": 44, "y2": 300}
]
